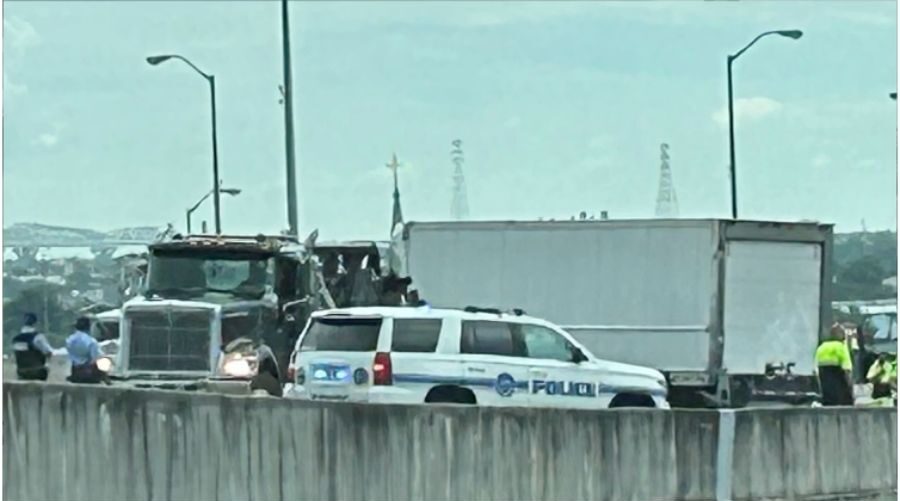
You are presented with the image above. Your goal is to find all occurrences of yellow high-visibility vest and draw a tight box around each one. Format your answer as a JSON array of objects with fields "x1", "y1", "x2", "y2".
[
  {"x1": 816, "y1": 340, "x2": 853, "y2": 371},
  {"x1": 867, "y1": 360, "x2": 894, "y2": 384}
]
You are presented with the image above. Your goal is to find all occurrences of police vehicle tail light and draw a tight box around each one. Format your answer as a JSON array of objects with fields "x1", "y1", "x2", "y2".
[{"x1": 372, "y1": 352, "x2": 393, "y2": 386}]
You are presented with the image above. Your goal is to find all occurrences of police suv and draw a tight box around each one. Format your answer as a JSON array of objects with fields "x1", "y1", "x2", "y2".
[{"x1": 283, "y1": 306, "x2": 669, "y2": 409}]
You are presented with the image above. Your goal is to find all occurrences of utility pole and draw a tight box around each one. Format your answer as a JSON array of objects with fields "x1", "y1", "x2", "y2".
[{"x1": 281, "y1": 0, "x2": 299, "y2": 237}]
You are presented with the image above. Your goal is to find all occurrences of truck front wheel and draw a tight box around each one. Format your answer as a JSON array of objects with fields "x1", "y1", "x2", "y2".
[{"x1": 250, "y1": 372, "x2": 283, "y2": 397}]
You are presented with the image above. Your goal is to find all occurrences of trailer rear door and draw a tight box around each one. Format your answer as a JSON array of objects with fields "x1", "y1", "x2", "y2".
[{"x1": 722, "y1": 241, "x2": 822, "y2": 376}]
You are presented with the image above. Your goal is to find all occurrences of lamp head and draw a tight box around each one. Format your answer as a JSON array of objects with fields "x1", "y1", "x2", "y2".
[
  {"x1": 146, "y1": 55, "x2": 174, "y2": 66},
  {"x1": 220, "y1": 188, "x2": 242, "y2": 196},
  {"x1": 776, "y1": 30, "x2": 803, "y2": 40}
]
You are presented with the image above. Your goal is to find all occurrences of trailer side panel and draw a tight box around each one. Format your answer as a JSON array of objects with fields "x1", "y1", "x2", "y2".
[{"x1": 404, "y1": 220, "x2": 718, "y2": 371}]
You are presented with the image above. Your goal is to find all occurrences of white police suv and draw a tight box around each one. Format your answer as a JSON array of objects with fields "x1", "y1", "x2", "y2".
[{"x1": 283, "y1": 306, "x2": 669, "y2": 409}]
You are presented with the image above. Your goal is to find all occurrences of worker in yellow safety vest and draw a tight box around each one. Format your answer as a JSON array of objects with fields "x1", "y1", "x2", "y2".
[
  {"x1": 815, "y1": 324, "x2": 854, "y2": 406},
  {"x1": 867, "y1": 353, "x2": 897, "y2": 401}
]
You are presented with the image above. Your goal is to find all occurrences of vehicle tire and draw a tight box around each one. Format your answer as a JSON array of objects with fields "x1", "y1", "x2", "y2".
[
  {"x1": 608, "y1": 393, "x2": 656, "y2": 408},
  {"x1": 425, "y1": 386, "x2": 477, "y2": 405},
  {"x1": 728, "y1": 378, "x2": 752, "y2": 409},
  {"x1": 250, "y1": 371, "x2": 283, "y2": 397}
]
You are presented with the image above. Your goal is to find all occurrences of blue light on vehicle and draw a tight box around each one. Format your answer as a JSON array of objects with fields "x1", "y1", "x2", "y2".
[
  {"x1": 313, "y1": 369, "x2": 328, "y2": 380},
  {"x1": 335, "y1": 370, "x2": 348, "y2": 380}
]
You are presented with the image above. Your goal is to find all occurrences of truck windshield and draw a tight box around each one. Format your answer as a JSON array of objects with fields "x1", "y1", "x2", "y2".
[
  {"x1": 867, "y1": 314, "x2": 897, "y2": 341},
  {"x1": 93, "y1": 321, "x2": 119, "y2": 341},
  {"x1": 146, "y1": 251, "x2": 274, "y2": 299}
]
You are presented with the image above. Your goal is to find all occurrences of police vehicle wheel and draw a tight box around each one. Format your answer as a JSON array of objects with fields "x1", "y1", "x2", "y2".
[
  {"x1": 608, "y1": 393, "x2": 655, "y2": 408},
  {"x1": 425, "y1": 386, "x2": 476, "y2": 405},
  {"x1": 250, "y1": 372, "x2": 283, "y2": 397}
]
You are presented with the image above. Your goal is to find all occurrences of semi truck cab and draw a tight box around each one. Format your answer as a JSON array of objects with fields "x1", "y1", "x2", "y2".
[{"x1": 111, "y1": 233, "x2": 326, "y2": 396}]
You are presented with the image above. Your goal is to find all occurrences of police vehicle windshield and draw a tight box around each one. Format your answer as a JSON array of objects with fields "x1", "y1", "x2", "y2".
[{"x1": 145, "y1": 250, "x2": 275, "y2": 300}]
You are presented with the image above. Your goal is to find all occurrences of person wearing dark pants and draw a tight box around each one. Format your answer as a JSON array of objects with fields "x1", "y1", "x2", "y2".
[
  {"x1": 65, "y1": 317, "x2": 104, "y2": 384},
  {"x1": 815, "y1": 324, "x2": 854, "y2": 406},
  {"x1": 12, "y1": 313, "x2": 54, "y2": 381}
]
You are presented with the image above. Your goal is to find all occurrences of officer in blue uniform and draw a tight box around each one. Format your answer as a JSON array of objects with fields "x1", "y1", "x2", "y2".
[
  {"x1": 66, "y1": 317, "x2": 104, "y2": 384},
  {"x1": 11, "y1": 312, "x2": 55, "y2": 381}
]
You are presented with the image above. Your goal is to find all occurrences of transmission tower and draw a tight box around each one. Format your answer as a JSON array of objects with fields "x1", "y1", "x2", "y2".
[
  {"x1": 655, "y1": 143, "x2": 679, "y2": 218},
  {"x1": 450, "y1": 139, "x2": 470, "y2": 220}
]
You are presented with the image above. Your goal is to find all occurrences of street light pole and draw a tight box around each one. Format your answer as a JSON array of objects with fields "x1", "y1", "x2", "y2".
[
  {"x1": 186, "y1": 186, "x2": 241, "y2": 234},
  {"x1": 725, "y1": 30, "x2": 802, "y2": 220},
  {"x1": 208, "y1": 75, "x2": 221, "y2": 235},
  {"x1": 146, "y1": 54, "x2": 222, "y2": 234},
  {"x1": 727, "y1": 56, "x2": 738, "y2": 220},
  {"x1": 281, "y1": 0, "x2": 299, "y2": 237}
]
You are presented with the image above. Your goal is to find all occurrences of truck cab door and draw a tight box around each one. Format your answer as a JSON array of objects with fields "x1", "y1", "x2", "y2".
[{"x1": 274, "y1": 257, "x2": 311, "y2": 377}]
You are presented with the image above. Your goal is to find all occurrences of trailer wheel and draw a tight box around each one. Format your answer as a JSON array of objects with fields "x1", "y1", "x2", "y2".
[{"x1": 729, "y1": 378, "x2": 752, "y2": 408}]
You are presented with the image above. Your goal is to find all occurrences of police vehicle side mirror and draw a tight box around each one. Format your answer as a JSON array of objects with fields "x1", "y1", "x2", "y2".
[{"x1": 571, "y1": 347, "x2": 588, "y2": 364}]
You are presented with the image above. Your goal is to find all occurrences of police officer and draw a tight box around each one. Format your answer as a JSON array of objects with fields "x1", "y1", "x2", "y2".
[
  {"x1": 815, "y1": 324, "x2": 854, "y2": 406},
  {"x1": 12, "y1": 312, "x2": 55, "y2": 381},
  {"x1": 66, "y1": 317, "x2": 104, "y2": 384}
]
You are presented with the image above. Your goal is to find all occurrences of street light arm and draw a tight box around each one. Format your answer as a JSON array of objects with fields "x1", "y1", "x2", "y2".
[
  {"x1": 731, "y1": 31, "x2": 781, "y2": 61},
  {"x1": 188, "y1": 190, "x2": 213, "y2": 214},
  {"x1": 170, "y1": 55, "x2": 212, "y2": 80}
]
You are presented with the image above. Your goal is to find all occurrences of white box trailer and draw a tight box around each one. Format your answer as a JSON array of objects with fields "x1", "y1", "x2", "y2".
[{"x1": 399, "y1": 219, "x2": 833, "y2": 408}]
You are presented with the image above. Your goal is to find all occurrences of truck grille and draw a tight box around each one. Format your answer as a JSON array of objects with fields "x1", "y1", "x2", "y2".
[{"x1": 127, "y1": 309, "x2": 212, "y2": 371}]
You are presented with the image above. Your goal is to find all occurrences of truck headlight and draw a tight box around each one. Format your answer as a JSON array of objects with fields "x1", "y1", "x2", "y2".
[
  {"x1": 220, "y1": 353, "x2": 258, "y2": 378},
  {"x1": 96, "y1": 357, "x2": 114, "y2": 373}
]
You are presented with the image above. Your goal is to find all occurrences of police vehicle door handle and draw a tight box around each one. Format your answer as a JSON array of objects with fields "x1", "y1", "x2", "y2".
[
  {"x1": 529, "y1": 368, "x2": 549, "y2": 378},
  {"x1": 467, "y1": 367, "x2": 486, "y2": 373}
]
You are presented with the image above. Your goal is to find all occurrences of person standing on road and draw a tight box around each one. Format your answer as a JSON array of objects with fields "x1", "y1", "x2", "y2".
[
  {"x1": 866, "y1": 353, "x2": 895, "y2": 400},
  {"x1": 66, "y1": 317, "x2": 103, "y2": 384},
  {"x1": 12, "y1": 312, "x2": 54, "y2": 381},
  {"x1": 815, "y1": 324, "x2": 854, "y2": 406}
]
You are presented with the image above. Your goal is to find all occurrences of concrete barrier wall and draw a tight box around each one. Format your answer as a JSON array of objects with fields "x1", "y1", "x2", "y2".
[
  {"x1": 729, "y1": 408, "x2": 897, "y2": 501},
  {"x1": 2, "y1": 383, "x2": 895, "y2": 501}
]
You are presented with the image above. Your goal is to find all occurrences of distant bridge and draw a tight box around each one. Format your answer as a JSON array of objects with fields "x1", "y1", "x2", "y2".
[
  {"x1": 2, "y1": 239, "x2": 155, "y2": 248},
  {"x1": 3, "y1": 225, "x2": 169, "y2": 248}
]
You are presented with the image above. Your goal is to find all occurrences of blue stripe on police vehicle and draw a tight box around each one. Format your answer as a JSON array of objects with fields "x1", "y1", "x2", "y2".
[{"x1": 391, "y1": 372, "x2": 665, "y2": 398}]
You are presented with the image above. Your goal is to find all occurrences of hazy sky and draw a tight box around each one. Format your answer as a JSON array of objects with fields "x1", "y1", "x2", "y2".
[{"x1": 3, "y1": 1, "x2": 897, "y2": 240}]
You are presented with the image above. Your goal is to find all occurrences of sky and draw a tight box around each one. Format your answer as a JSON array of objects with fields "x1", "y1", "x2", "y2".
[{"x1": 2, "y1": 0, "x2": 897, "y2": 240}]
